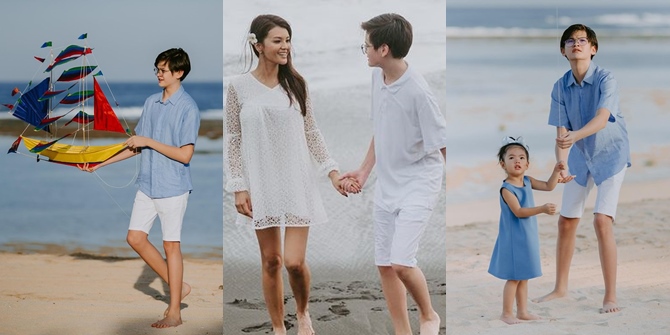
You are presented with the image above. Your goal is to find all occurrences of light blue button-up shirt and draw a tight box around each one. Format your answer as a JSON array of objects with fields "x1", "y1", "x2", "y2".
[
  {"x1": 548, "y1": 63, "x2": 631, "y2": 186},
  {"x1": 135, "y1": 85, "x2": 200, "y2": 198}
]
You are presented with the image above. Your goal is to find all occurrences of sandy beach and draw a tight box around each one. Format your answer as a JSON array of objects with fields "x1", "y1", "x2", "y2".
[
  {"x1": 445, "y1": 154, "x2": 670, "y2": 334},
  {"x1": 0, "y1": 252, "x2": 223, "y2": 335}
]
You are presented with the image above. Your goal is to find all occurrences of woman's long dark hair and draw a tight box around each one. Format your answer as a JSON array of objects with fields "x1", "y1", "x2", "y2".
[{"x1": 248, "y1": 14, "x2": 307, "y2": 116}]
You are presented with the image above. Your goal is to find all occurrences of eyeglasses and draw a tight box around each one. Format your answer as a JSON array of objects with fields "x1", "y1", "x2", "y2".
[
  {"x1": 154, "y1": 67, "x2": 171, "y2": 75},
  {"x1": 360, "y1": 43, "x2": 372, "y2": 55},
  {"x1": 564, "y1": 37, "x2": 589, "y2": 48}
]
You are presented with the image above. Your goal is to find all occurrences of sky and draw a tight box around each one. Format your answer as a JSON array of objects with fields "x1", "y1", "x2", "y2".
[
  {"x1": 448, "y1": 0, "x2": 669, "y2": 7},
  {"x1": 0, "y1": 0, "x2": 222, "y2": 82}
]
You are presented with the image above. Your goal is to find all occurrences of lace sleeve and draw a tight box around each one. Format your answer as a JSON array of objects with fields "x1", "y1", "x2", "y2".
[
  {"x1": 303, "y1": 95, "x2": 339, "y2": 176},
  {"x1": 224, "y1": 84, "x2": 248, "y2": 192}
]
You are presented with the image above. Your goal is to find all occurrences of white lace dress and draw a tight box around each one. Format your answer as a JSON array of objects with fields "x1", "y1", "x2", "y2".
[{"x1": 224, "y1": 73, "x2": 338, "y2": 229}]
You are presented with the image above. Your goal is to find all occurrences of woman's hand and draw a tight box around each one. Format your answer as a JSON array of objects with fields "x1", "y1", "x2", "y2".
[
  {"x1": 329, "y1": 170, "x2": 354, "y2": 197},
  {"x1": 234, "y1": 191, "x2": 253, "y2": 218}
]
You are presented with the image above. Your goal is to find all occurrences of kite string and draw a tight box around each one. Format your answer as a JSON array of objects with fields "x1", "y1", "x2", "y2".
[{"x1": 90, "y1": 154, "x2": 141, "y2": 218}]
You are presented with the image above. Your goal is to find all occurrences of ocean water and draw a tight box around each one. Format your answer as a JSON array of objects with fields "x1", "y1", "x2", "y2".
[
  {"x1": 445, "y1": 5, "x2": 670, "y2": 205},
  {"x1": 0, "y1": 80, "x2": 223, "y2": 259},
  {"x1": 0, "y1": 81, "x2": 223, "y2": 120}
]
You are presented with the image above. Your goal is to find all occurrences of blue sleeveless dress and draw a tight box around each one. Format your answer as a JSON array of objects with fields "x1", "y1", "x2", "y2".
[{"x1": 488, "y1": 176, "x2": 542, "y2": 280}]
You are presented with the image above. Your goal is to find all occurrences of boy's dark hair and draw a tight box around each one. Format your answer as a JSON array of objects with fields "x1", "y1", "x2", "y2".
[
  {"x1": 155, "y1": 48, "x2": 191, "y2": 81},
  {"x1": 248, "y1": 14, "x2": 307, "y2": 116},
  {"x1": 560, "y1": 24, "x2": 598, "y2": 60},
  {"x1": 497, "y1": 143, "x2": 530, "y2": 163},
  {"x1": 361, "y1": 13, "x2": 413, "y2": 59}
]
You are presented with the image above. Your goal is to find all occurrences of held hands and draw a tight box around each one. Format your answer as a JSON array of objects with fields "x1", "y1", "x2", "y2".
[
  {"x1": 329, "y1": 171, "x2": 360, "y2": 197},
  {"x1": 556, "y1": 131, "x2": 578, "y2": 149},
  {"x1": 555, "y1": 160, "x2": 575, "y2": 183},
  {"x1": 542, "y1": 203, "x2": 557, "y2": 215},
  {"x1": 339, "y1": 169, "x2": 368, "y2": 195}
]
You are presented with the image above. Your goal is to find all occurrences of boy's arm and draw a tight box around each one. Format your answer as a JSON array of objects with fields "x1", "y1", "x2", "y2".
[
  {"x1": 501, "y1": 188, "x2": 555, "y2": 218},
  {"x1": 83, "y1": 147, "x2": 138, "y2": 172},
  {"x1": 340, "y1": 137, "x2": 375, "y2": 188},
  {"x1": 556, "y1": 107, "x2": 610, "y2": 149},
  {"x1": 555, "y1": 127, "x2": 572, "y2": 182},
  {"x1": 125, "y1": 136, "x2": 194, "y2": 164}
]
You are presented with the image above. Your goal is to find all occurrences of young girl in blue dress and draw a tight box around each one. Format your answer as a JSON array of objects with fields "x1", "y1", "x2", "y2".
[{"x1": 488, "y1": 137, "x2": 571, "y2": 324}]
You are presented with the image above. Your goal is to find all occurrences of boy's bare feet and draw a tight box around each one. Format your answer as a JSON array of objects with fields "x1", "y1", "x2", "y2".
[
  {"x1": 600, "y1": 301, "x2": 620, "y2": 314},
  {"x1": 500, "y1": 314, "x2": 522, "y2": 325},
  {"x1": 163, "y1": 282, "x2": 191, "y2": 317},
  {"x1": 297, "y1": 312, "x2": 315, "y2": 335},
  {"x1": 517, "y1": 312, "x2": 541, "y2": 321},
  {"x1": 419, "y1": 311, "x2": 441, "y2": 334},
  {"x1": 151, "y1": 315, "x2": 182, "y2": 328},
  {"x1": 532, "y1": 289, "x2": 566, "y2": 303},
  {"x1": 273, "y1": 326, "x2": 287, "y2": 335}
]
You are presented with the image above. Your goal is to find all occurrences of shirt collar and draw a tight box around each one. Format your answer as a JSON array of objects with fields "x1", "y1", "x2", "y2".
[
  {"x1": 154, "y1": 85, "x2": 184, "y2": 105},
  {"x1": 568, "y1": 63, "x2": 597, "y2": 87}
]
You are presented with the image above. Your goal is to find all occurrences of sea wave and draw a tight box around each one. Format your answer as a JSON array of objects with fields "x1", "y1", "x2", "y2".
[{"x1": 446, "y1": 26, "x2": 670, "y2": 38}]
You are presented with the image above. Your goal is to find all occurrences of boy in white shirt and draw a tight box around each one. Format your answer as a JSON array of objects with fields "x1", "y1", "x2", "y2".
[{"x1": 341, "y1": 13, "x2": 447, "y2": 335}]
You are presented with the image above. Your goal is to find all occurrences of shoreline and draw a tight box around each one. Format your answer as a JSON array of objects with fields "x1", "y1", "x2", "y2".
[{"x1": 0, "y1": 118, "x2": 223, "y2": 139}]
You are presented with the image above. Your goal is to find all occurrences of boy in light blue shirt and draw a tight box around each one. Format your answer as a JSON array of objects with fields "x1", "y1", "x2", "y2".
[
  {"x1": 83, "y1": 48, "x2": 200, "y2": 327},
  {"x1": 534, "y1": 24, "x2": 630, "y2": 314}
]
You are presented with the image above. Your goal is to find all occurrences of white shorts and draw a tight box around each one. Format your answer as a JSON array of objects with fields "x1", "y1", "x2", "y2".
[
  {"x1": 560, "y1": 166, "x2": 626, "y2": 220},
  {"x1": 128, "y1": 190, "x2": 189, "y2": 241},
  {"x1": 373, "y1": 204, "x2": 434, "y2": 267}
]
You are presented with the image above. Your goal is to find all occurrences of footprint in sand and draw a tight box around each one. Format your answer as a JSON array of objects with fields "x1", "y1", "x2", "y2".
[
  {"x1": 241, "y1": 320, "x2": 294, "y2": 333},
  {"x1": 228, "y1": 298, "x2": 266, "y2": 310},
  {"x1": 329, "y1": 302, "x2": 350, "y2": 316}
]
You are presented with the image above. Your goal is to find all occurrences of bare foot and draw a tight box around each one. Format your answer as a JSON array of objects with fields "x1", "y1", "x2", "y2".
[
  {"x1": 163, "y1": 282, "x2": 191, "y2": 317},
  {"x1": 500, "y1": 314, "x2": 522, "y2": 325},
  {"x1": 600, "y1": 301, "x2": 620, "y2": 314},
  {"x1": 273, "y1": 326, "x2": 287, "y2": 335},
  {"x1": 532, "y1": 289, "x2": 566, "y2": 303},
  {"x1": 151, "y1": 314, "x2": 182, "y2": 328},
  {"x1": 419, "y1": 311, "x2": 441, "y2": 335},
  {"x1": 297, "y1": 312, "x2": 315, "y2": 335},
  {"x1": 517, "y1": 312, "x2": 541, "y2": 321}
]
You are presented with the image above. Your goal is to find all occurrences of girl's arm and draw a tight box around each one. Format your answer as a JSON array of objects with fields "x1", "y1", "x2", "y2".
[{"x1": 501, "y1": 188, "x2": 556, "y2": 218}]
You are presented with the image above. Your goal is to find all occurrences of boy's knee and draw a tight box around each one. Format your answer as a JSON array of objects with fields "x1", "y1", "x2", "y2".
[
  {"x1": 391, "y1": 263, "x2": 413, "y2": 279},
  {"x1": 162, "y1": 240, "x2": 181, "y2": 253},
  {"x1": 284, "y1": 259, "x2": 306, "y2": 275},
  {"x1": 126, "y1": 230, "x2": 147, "y2": 247}
]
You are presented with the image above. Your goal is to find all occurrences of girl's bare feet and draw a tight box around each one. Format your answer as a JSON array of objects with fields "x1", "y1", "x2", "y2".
[
  {"x1": 600, "y1": 301, "x2": 620, "y2": 313},
  {"x1": 500, "y1": 314, "x2": 522, "y2": 325},
  {"x1": 517, "y1": 312, "x2": 541, "y2": 321}
]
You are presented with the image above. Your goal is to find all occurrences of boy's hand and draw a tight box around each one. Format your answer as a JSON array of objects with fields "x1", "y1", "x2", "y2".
[
  {"x1": 339, "y1": 169, "x2": 368, "y2": 193},
  {"x1": 77, "y1": 162, "x2": 96, "y2": 173},
  {"x1": 556, "y1": 131, "x2": 578, "y2": 149},
  {"x1": 341, "y1": 177, "x2": 361, "y2": 194},
  {"x1": 329, "y1": 171, "x2": 356, "y2": 197},
  {"x1": 542, "y1": 203, "x2": 557, "y2": 215},
  {"x1": 125, "y1": 135, "x2": 151, "y2": 149}
]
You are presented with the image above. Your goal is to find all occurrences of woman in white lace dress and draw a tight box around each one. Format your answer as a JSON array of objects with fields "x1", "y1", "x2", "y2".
[{"x1": 224, "y1": 14, "x2": 356, "y2": 335}]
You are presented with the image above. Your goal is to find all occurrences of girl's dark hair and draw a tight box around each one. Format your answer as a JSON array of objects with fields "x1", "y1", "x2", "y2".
[
  {"x1": 248, "y1": 14, "x2": 307, "y2": 116},
  {"x1": 497, "y1": 143, "x2": 530, "y2": 163}
]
